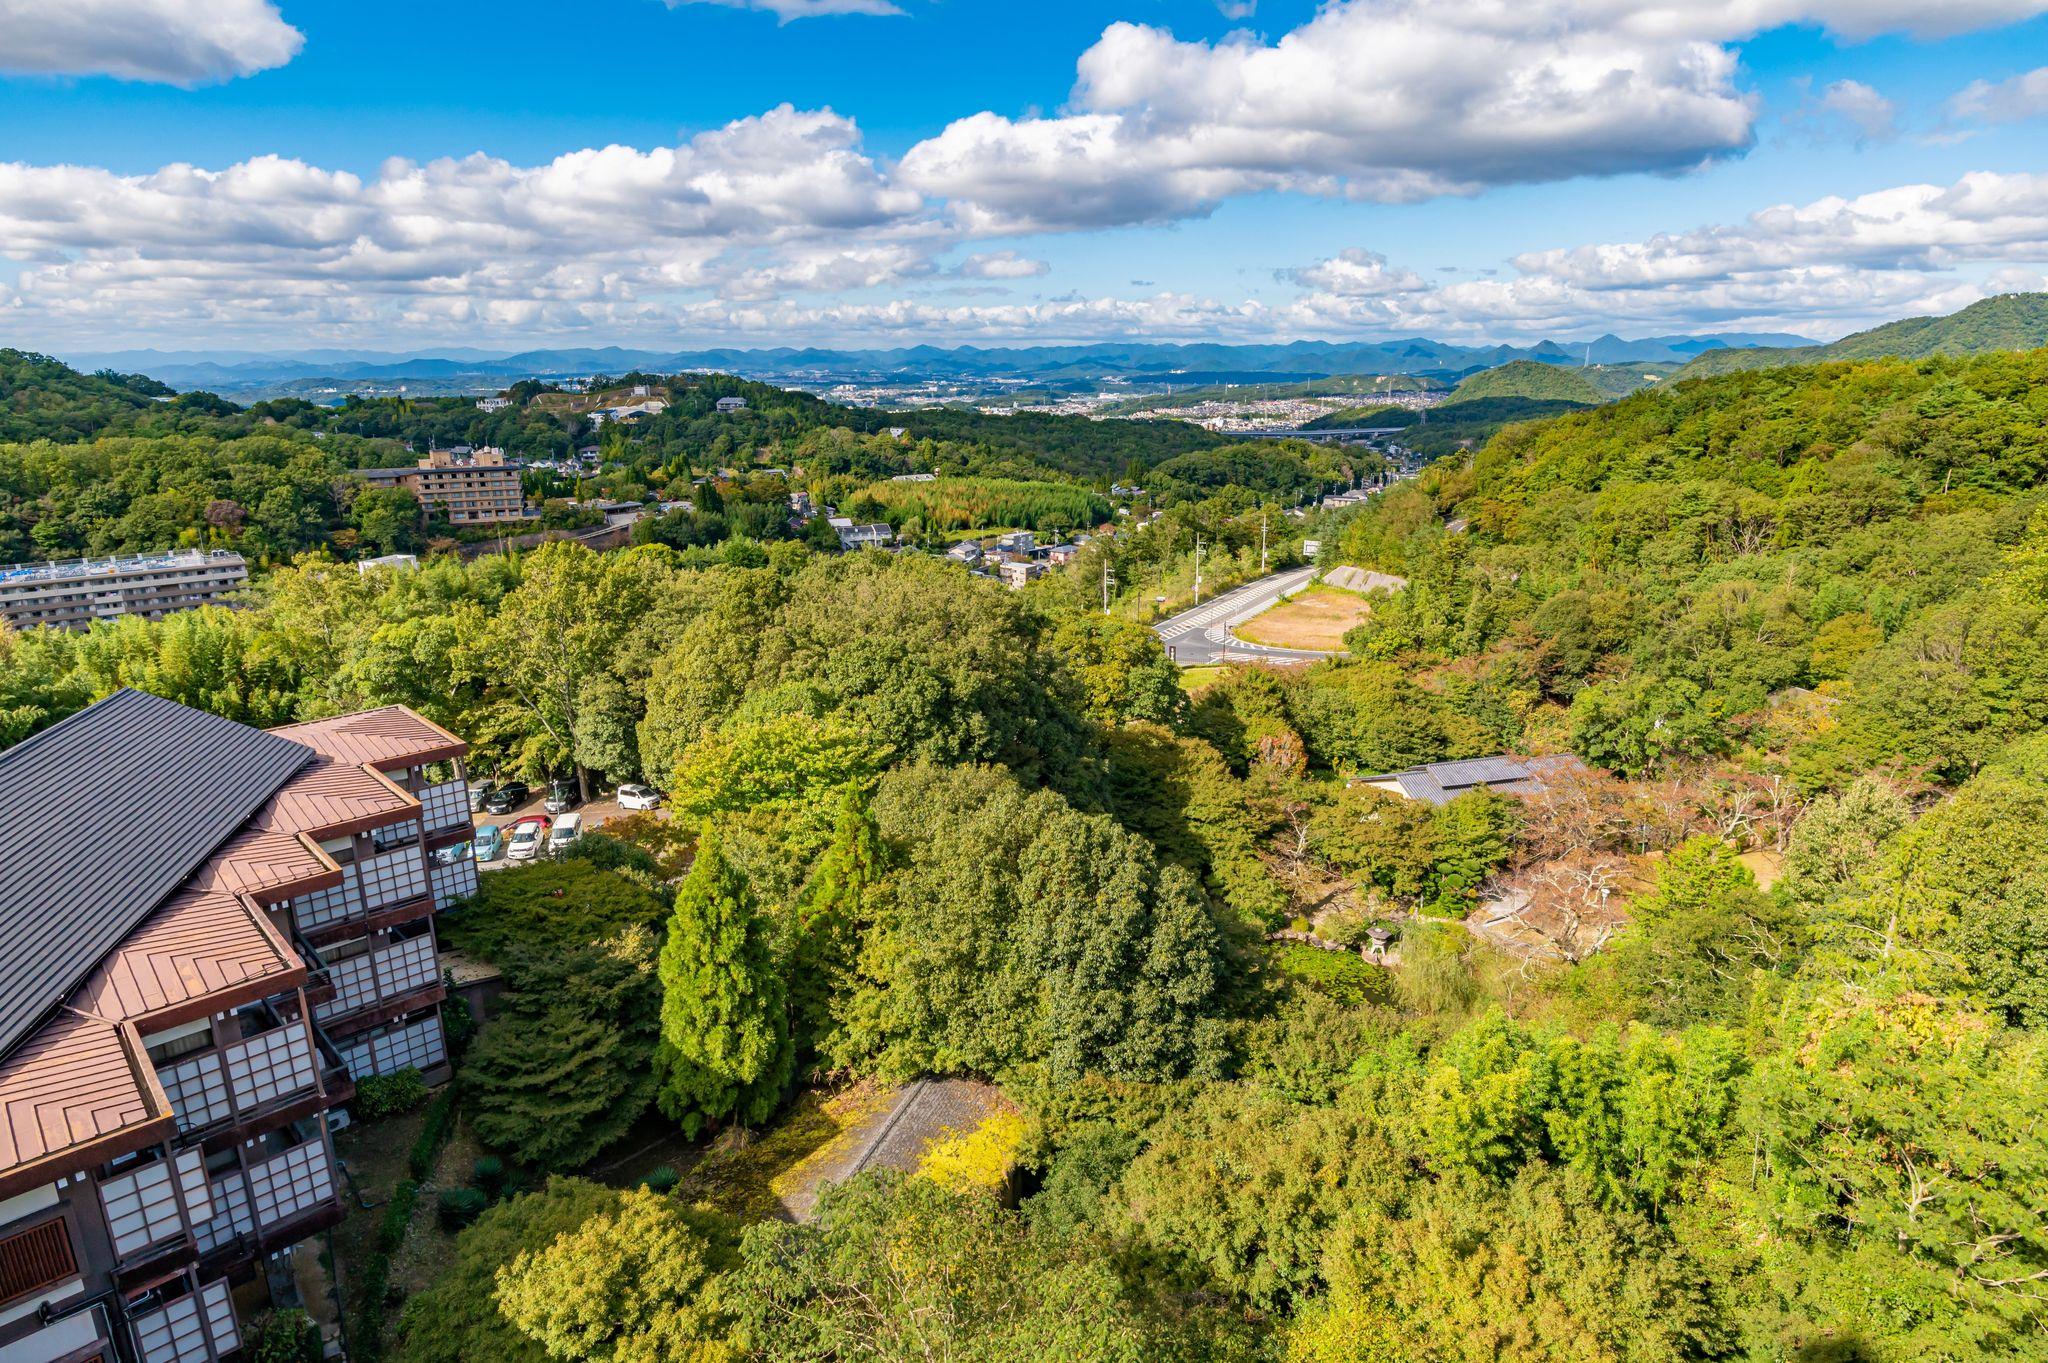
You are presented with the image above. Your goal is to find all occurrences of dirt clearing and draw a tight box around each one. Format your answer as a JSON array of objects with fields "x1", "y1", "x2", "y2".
[{"x1": 1234, "y1": 584, "x2": 1371, "y2": 651}]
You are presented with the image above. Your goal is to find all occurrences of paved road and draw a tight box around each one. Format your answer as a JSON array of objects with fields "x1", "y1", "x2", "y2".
[{"x1": 1151, "y1": 566, "x2": 1335, "y2": 666}]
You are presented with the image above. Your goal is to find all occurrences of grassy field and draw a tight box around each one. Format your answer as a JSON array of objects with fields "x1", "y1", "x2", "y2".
[
  {"x1": 1234, "y1": 585, "x2": 1371, "y2": 651},
  {"x1": 1178, "y1": 664, "x2": 1235, "y2": 690}
]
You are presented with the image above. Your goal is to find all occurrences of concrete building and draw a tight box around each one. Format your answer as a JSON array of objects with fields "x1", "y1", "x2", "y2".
[
  {"x1": 996, "y1": 560, "x2": 1047, "y2": 589},
  {"x1": 0, "y1": 691, "x2": 478, "y2": 1363},
  {"x1": 715, "y1": 396, "x2": 747, "y2": 413},
  {"x1": 360, "y1": 448, "x2": 528, "y2": 526},
  {"x1": 0, "y1": 550, "x2": 248, "y2": 633}
]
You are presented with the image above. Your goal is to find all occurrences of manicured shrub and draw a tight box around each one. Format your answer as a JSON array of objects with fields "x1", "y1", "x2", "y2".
[{"x1": 353, "y1": 1068, "x2": 428, "y2": 1121}]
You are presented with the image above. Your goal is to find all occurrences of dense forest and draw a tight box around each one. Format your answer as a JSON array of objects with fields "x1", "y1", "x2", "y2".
[
  {"x1": 1675, "y1": 291, "x2": 2048, "y2": 378},
  {"x1": 5, "y1": 345, "x2": 2048, "y2": 1360}
]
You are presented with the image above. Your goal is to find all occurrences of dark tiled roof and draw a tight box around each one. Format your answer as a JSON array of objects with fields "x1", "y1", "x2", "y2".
[
  {"x1": 0, "y1": 689, "x2": 312, "y2": 1059},
  {"x1": 1367, "y1": 754, "x2": 1584, "y2": 806}
]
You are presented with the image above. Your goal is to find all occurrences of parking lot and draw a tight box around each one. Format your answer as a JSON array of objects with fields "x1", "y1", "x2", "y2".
[{"x1": 467, "y1": 784, "x2": 641, "y2": 870}]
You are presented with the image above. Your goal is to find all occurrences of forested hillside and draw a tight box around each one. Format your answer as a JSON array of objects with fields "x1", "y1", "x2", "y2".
[
  {"x1": 4, "y1": 347, "x2": 2048, "y2": 1361},
  {"x1": 0, "y1": 349, "x2": 175, "y2": 442},
  {"x1": 1446, "y1": 359, "x2": 1606, "y2": 405},
  {"x1": 1676, "y1": 291, "x2": 2048, "y2": 378}
]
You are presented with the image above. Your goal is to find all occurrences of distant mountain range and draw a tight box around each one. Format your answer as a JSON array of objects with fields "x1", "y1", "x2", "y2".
[
  {"x1": 61, "y1": 331, "x2": 1813, "y2": 396},
  {"x1": 1675, "y1": 294, "x2": 2048, "y2": 379}
]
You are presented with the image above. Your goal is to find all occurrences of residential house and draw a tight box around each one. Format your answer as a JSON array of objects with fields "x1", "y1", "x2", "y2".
[
  {"x1": 827, "y1": 517, "x2": 893, "y2": 551},
  {"x1": 996, "y1": 560, "x2": 1047, "y2": 589}
]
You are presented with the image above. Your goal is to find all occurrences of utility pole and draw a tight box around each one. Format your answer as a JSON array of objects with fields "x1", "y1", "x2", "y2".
[
  {"x1": 1193, "y1": 535, "x2": 1205, "y2": 605},
  {"x1": 1260, "y1": 511, "x2": 1268, "y2": 574},
  {"x1": 1101, "y1": 561, "x2": 1115, "y2": 613}
]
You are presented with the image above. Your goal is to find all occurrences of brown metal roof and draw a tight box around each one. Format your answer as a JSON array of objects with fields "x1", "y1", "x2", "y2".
[
  {"x1": 268, "y1": 706, "x2": 467, "y2": 771},
  {"x1": 72, "y1": 886, "x2": 302, "y2": 1027},
  {"x1": 198, "y1": 823, "x2": 337, "y2": 902},
  {"x1": 266, "y1": 756, "x2": 419, "y2": 838},
  {"x1": 0, "y1": 1013, "x2": 172, "y2": 1197}
]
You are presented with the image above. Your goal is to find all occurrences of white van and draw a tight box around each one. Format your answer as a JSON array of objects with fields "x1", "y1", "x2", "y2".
[{"x1": 546, "y1": 811, "x2": 583, "y2": 854}]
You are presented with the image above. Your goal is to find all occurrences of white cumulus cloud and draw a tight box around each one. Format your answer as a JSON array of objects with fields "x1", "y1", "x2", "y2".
[
  {"x1": 1280, "y1": 171, "x2": 2048, "y2": 339},
  {"x1": 896, "y1": 0, "x2": 2047, "y2": 234},
  {"x1": 1950, "y1": 65, "x2": 2048, "y2": 123},
  {"x1": 1814, "y1": 79, "x2": 1899, "y2": 142},
  {"x1": 0, "y1": 0, "x2": 302, "y2": 85},
  {"x1": 955, "y1": 250, "x2": 1052, "y2": 280}
]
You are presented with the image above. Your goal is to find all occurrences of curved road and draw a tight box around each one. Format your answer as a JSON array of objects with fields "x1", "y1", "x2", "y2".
[{"x1": 1151, "y1": 566, "x2": 1336, "y2": 666}]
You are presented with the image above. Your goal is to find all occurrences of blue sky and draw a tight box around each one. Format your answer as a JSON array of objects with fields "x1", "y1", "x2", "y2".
[{"x1": 1, "y1": 0, "x2": 2046, "y2": 350}]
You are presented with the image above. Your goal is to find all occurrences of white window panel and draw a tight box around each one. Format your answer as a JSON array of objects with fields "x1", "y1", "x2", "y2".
[
  {"x1": 101, "y1": 1160, "x2": 185, "y2": 1259},
  {"x1": 224, "y1": 1021, "x2": 317, "y2": 1110},
  {"x1": 174, "y1": 1150, "x2": 212, "y2": 1226},
  {"x1": 195, "y1": 1175, "x2": 252, "y2": 1254},
  {"x1": 248, "y1": 1141, "x2": 335, "y2": 1229},
  {"x1": 421, "y1": 778, "x2": 470, "y2": 832},
  {"x1": 356, "y1": 848, "x2": 427, "y2": 911},
  {"x1": 199, "y1": 1279, "x2": 240, "y2": 1356},
  {"x1": 318, "y1": 951, "x2": 379, "y2": 1021},
  {"x1": 130, "y1": 1279, "x2": 237, "y2": 1363},
  {"x1": 379, "y1": 935, "x2": 440, "y2": 999},
  {"x1": 343, "y1": 1013, "x2": 446, "y2": 1079},
  {"x1": 293, "y1": 865, "x2": 359, "y2": 930},
  {"x1": 158, "y1": 1052, "x2": 231, "y2": 1132},
  {"x1": 430, "y1": 855, "x2": 477, "y2": 905}
]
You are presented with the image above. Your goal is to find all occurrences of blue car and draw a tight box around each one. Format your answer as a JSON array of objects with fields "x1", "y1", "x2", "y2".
[{"x1": 473, "y1": 824, "x2": 505, "y2": 863}]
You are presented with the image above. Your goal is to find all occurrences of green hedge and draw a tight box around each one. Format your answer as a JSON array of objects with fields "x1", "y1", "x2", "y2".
[
  {"x1": 347, "y1": 1180, "x2": 418, "y2": 1361},
  {"x1": 408, "y1": 1090, "x2": 457, "y2": 1181}
]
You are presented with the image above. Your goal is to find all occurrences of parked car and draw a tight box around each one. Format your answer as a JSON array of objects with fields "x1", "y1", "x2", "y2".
[
  {"x1": 481, "y1": 781, "x2": 530, "y2": 815},
  {"x1": 473, "y1": 824, "x2": 504, "y2": 863},
  {"x1": 469, "y1": 781, "x2": 497, "y2": 812},
  {"x1": 544, "y1": 779, "x2": 581, "y2": 815},
  {"x1": 504, "y1": 815, "x2": 549, "y2": 861},
  {"x1": 616, "y1": 783, "x2": 661, "y2": 811},
  {"x1": 546, "y1": 811, "x2": 583, "y2": 853}
]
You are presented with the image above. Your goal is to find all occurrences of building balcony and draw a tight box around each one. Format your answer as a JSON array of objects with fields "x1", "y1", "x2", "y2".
[
  {"x1": 417, "y1": 777, "x2": 471, "y2": 837},
  {"x1": 128, "y1": 1276, "x2": 240, "y2": 1363},
  {"x1": 291, "y1": 844, "x2": 431, "y2": 936},
  {"x1": 312, "y1": 933, "x2": 440, "y2": 1027},
  {"x1": 0, "y1": 1301, "x2": 119, "y2": 1363},
  {"x1": 193, "y1": 1136, "x2": 342, "y2": 1261},
  {"x1": 100, "y1": 1148, "x2": 211, "y2": 1273},
  {"x1": 154, "y1": 1017, "x2": 325, "y2": 1140}
]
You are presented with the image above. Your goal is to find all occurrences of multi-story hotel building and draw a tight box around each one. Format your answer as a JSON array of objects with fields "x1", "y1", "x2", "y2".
[
  {"x1": 0, "y1": 690, "x2": 479, "y2": 1363},
  {"x1": 0, "y1": 552, "x2": 248, "y2": 633},
  {"x1": 358, "y1": 448, "x2": 529, "y2": 526}
]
